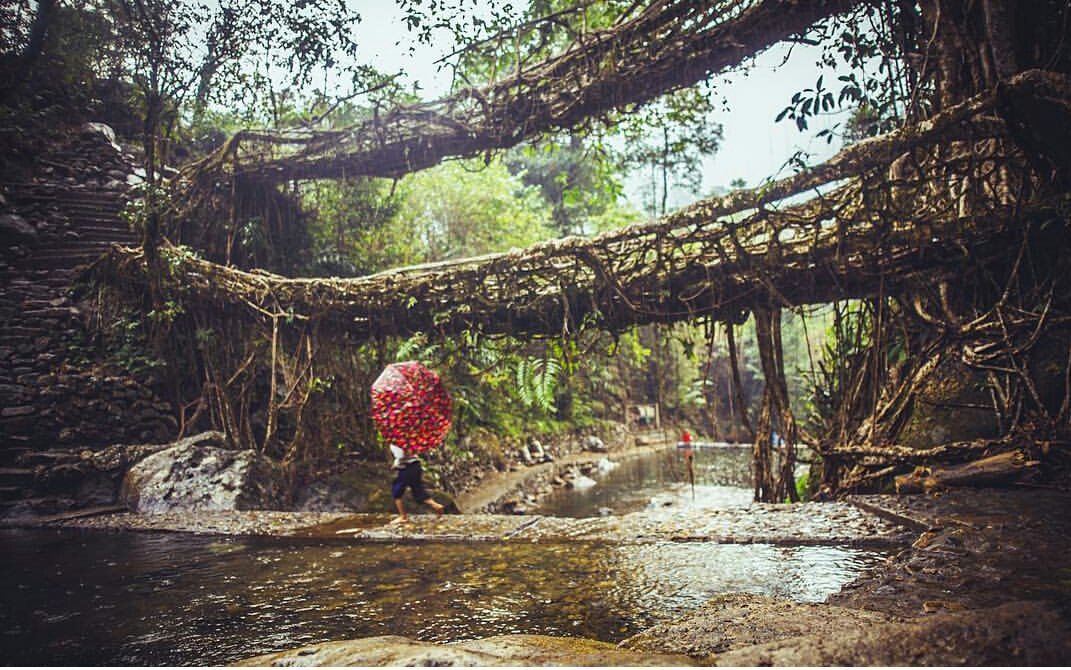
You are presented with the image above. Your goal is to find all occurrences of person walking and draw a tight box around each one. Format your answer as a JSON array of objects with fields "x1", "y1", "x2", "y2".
[
  {"x1": 370, "y1": 361, "x2": 453, "y2": 524},
  {"x1": 389, "y1": 443, "x2": 444, "y2": 524}
]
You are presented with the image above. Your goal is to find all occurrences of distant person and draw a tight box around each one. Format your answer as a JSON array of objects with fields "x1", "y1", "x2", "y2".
[
  {"x1": 389, "y1": 443, "x2": 444, "y2": 524},
  {"x1": 678, "y1": 430, "x2": 695, "y2": 499},
  {"x1": 677, "y1": 430, "x2": 694, "y2": 461}
]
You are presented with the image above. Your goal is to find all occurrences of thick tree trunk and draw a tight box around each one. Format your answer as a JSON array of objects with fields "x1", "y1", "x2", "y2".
[
  {"x1": 894, "y1": 449, "x2": 1040, "y2": 493},
  {"x1": 726, "y1": 322, "x2": 754, "y2": 439},
  {"x1": 752, "y1": 306, "x2": 800, "y2": 503}
]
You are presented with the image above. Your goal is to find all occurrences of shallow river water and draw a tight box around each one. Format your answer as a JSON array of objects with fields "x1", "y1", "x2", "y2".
[
  {"x1": 537, "y1": 444, "x2": 755, "y2": 516},
  {"x1": 0, "y1": 447, "x2": 888, "y2": 666}
]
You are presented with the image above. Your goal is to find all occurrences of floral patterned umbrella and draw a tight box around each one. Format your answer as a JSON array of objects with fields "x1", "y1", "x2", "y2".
[{"x1": 370, "y1": 361, "x2": 453, "y2": 453}]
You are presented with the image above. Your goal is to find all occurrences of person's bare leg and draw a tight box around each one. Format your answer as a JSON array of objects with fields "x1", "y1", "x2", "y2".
[
  {"x1": 425, "y1": 498, "x2": 444, "y2": 516},
  {"x1": 391, "y1": 497, "x2": 409, "y2": 523}
]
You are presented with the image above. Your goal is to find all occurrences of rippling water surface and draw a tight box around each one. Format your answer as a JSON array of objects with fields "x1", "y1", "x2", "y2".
[
  {"x1": 537, "y1": 445, "x2": 756, "y2": 516},
  {"x1": 0, "y1": 447, "x2": 885, "y2": 666}
]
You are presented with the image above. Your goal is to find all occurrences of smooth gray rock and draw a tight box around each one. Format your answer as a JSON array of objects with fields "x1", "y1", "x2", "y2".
[
  {"x1": 121, "y1": 436, "x2": 283, "y2": 512},
  {"x1": 235, "y1": 633, "x2": 697, "y2": 667},
  {"x1": 713, "y1": 600, "x2": 1071, "y2": 666},
  {"x1": 0, "y1": 213, "x2": 38, "y2": 241},
  {"x1": 620, "y1": 593, "x2": 896, "y2": 659},
  {"x1": 584, "y1": 434, "x2": 607, "y2": 452}
]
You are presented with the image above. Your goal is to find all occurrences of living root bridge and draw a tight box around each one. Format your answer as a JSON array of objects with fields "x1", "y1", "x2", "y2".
[
  {"x1": 185, "y1": 0, "x2": 854, "y2": 184},
  {"x1": 107, "y1": 201, "x2": 1016, "y2": 342},
  {"x1": 103, "y1": 71, "x2": 1067, "y2": 343}
]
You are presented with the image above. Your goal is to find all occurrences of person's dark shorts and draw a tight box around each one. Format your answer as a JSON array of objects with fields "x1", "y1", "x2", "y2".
[{"x1": 391, "y1": 461, "x2": 430, "y2": 502}]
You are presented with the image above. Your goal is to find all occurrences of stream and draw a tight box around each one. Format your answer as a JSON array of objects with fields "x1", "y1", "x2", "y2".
[
  {"x1": 0, "y1": 446, "x2": 888, "y2": 666},
  {"x1": 536, "y1": 443, "x2": 755, "y2": 517}
]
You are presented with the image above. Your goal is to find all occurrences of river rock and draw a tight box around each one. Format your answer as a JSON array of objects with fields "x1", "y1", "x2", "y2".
[
  {"x1": 121, "y1": 438, "x2": 284, "y2": 512},
  {"x1": 0, "y1": 213, "x2": 38, "y2": 241},
  {"x1": 519, "y1": 443, "x2": 535, "y2": 465},
  {"x1": 712, "y1": 600, "x2": 1071, "y2": 666},
  {"x1": 569, "y1": 474, "x2": 597, "y2": 489},
  {"x1": 80, "y1": 122, "x2": 122, "y2": 154},
  {"x1": 235, "y1": 633, "x2": 697, "y2": 667},
  {"x1": 619, "y1": 593, "x2": 897, "y2": 659},
  {"x1": 584, "y1": 434, "x2": 608, "y2": 452},
  {"x1": 87, "y1": 430, "x2": 226, "y2": 471},
  {"x1": 597, "y1": 457, "x2": 618, "y2": 472},
  {"x1": 528, "y1": 438, "x2": 552, "y2": 462}
]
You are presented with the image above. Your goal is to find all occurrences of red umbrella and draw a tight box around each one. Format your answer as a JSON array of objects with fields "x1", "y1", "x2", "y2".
[{"x1": 370, "y1": 361, "x2": 453, "y2": 453}]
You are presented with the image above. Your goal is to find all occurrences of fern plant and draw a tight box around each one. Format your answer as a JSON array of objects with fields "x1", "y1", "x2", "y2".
[
  {"x1": 515, "y1": 355, "x2": 561, "y2": 413},
  {"x1": 395, "y1": 331, "x2": 440, "y2": 362}
]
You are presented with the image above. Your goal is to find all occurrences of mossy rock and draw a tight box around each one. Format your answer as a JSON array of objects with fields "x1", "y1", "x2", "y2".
[{"x1": 899, "y1": 355, "x2": 998, "y2": 449}]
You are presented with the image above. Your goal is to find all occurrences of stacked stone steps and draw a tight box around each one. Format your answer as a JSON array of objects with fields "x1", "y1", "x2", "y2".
[
  {"x1": 0, "y1": 124, "x2": 177, "y2": 519},
  {"x1": 3, "y1": 183, "x2": 139, "y2": 271},
  {"x1": 0, "y1": 467, "x2": 34, "y2": 501}
]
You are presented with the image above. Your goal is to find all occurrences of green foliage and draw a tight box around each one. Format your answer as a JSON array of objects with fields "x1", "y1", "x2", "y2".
[
  {"x1": 514, "y1": 355, "x2": 561, "y2": 413},
  {"x1": 303, "y1": 177, "x2": 404, "y2": 276},
  {"x1": 120, "y1": 183, "x2": 172, "y2": 235},
  {"x1": 794, "y1": 470, "x2": 810, "y2": 502},
  {"x1": 103, "y1": 315, "x2": 166, "y2": 375},
  {"x1": 505, "y1": 133, "x2": 625, "y2": 236},
  {"x1": 615, "y1": 329, "x2": 651, "y2": 365},
  {"x1": 804, "y1": 301, "x2": 873, "y2": 438},
  {"x1": 616, "y1": 86, "x2": 724, "y2": 217},
  {"x1": 777, "y1": 3, "x2": 927, "y2": 145},
  {"x1": 395, "y1": 332, "x2": 441, "y2": 364},
  {"x1": 776, "y1": 75, "x2": 836, "y2": 132},
  {"x1": 396, "y1": 159, "x2": 555, "y2": 262},
  {"x1": 159, "y1": 244, "x2": 202, "y2": 275},
  {"x1": 147, "y1": 299, "x2": 184, "y2": 325},
  {"x1": 422, "y1": 0, "x2": 635, "y2": 92},
  {"x1": 780, "y1": 307, "x2": 835, "y2": 419},
  {"x1": 305, "y1": 157, "x2": 558, "y2": 276}
]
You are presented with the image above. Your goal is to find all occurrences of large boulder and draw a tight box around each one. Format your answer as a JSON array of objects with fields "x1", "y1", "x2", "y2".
[
  {"x1": 235, "y1": 634, "x2": 696, "y2": 667},
  {"x1": 619, "y1": 593, "x2": 896, "y2": 659},
  {"x1": 583, "y1": 434, "x2": 608, "y2": 452},
  {"x1": 121, "y1": 433, "x2": 284, "y2": 512},
  {"x1": 712, "y1": 600, "x2": 1071, "y2": 666},
  {"x1": 0, "y1": 213, "x2": 38, "y2": 242}
]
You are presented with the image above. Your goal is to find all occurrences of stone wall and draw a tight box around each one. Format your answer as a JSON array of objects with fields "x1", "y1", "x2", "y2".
[{"x1": 0, "y1": 124, "x2": 175, "y2": 515}]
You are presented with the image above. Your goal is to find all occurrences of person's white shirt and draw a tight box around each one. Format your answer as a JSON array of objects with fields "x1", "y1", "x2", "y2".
[{"x1": 390, "y1": 444, "x2": 418, "y2": 469}]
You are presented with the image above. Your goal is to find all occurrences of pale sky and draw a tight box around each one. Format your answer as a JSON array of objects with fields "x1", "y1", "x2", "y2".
[{"x1": 348, "y1": 1, "x2": 846, "y2": 204}]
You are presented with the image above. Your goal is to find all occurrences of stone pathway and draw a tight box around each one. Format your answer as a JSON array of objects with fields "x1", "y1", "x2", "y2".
[{"x1": 40, "y1": 499, "x2": 912, "y2": 548}]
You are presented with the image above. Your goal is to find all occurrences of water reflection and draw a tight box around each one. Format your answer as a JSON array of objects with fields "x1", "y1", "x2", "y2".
[
  {"x1": 537, "y1": 446, "x2": 755, "y2": 517},
  {"x1": 0, "y1": 528, "x2": 885, "y2": 666}
]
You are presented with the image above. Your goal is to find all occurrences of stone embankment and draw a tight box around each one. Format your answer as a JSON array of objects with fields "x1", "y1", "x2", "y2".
[{"x1": 1, "y1": 124, "x2": 173, "y2": 516}]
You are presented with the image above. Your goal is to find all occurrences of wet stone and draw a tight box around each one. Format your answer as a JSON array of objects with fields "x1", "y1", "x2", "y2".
[
  {"x1": 237, "y1": 634, "x2": 697, "y2": 667},
  {"x1": 620, "y1": 593, "x2": 898, "y2": 658},
  {"x1": 47, "y1": 502, "x2": 910, "y2": 548}
]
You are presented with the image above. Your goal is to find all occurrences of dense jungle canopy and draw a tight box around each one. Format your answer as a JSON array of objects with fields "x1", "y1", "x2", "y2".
[{"x1": 3, "y1": 0, "x2": 1070, "y2": 503}]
